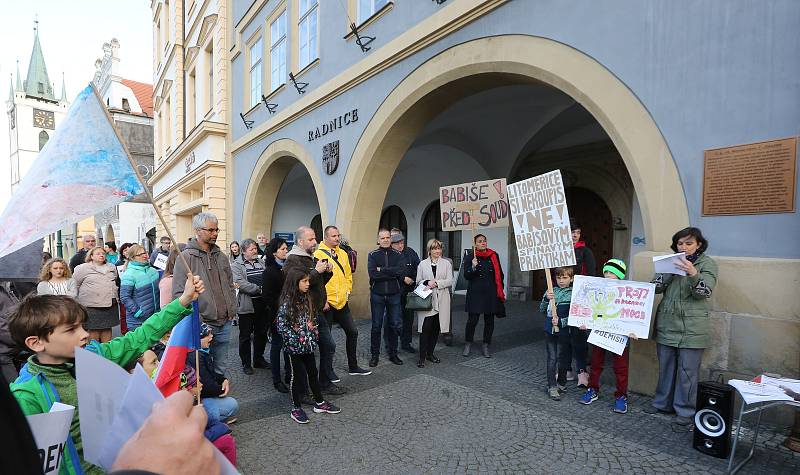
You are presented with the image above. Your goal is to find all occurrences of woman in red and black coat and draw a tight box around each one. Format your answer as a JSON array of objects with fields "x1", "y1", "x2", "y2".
[{"x1": 462, "y1": 234, "x2": 505, "y2": 359}]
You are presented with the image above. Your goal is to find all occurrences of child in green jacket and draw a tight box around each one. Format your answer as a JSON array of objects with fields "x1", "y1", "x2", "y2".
[
  {"x1": 8, "y1": 274, "x2": 205, "y2": 475},
  {"x1": 539, "y1": 266, "x2": 574, "y2": 401}
]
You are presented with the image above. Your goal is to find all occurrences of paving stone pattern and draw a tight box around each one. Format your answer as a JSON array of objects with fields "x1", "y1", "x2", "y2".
[{"x1": 228, "y1": 299, "x2": 799, "y2": 474}]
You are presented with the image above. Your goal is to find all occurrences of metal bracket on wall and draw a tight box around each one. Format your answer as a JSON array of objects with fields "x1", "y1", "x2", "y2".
[
  {"x1": 239, "y1": 112, "x2": 254, "y2": 130},
  {"x1": 289, "y1": 73, "x2": 308, "y2": 94},
  {"x1": 261, "y1": 95, "x2": 278, "y2": 114},
  {"x1": 349, "y1": 22, "x2": 375, "y2": 52}
]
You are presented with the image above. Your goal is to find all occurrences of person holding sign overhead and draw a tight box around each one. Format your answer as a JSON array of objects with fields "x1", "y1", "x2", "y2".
[
  {"x1": 644, "y1": 227, "x2": 718, "y2": 426},
  {"x1": 463, "y1": 234, "x2": 505, "y2": 358}
]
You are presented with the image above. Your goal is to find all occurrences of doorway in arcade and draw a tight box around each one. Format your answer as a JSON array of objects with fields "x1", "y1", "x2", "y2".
[
  {"x1": 377, "y1": 84, "x2": 641, "y2": 308},
  {"x1": 270, "y1": 163, "x2": 322, "y2": 243}
]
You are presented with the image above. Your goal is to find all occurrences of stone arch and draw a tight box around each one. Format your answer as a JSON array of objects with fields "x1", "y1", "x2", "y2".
[
  {"x1": 241, "y1": 138, "x2": 328, "y2": 240},
  {"x1": 337, "y1": 35, "x2": 689, "y2": 314}
]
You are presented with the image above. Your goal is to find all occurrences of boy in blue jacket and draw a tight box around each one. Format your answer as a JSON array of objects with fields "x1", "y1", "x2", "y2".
[{"x1": 539, "y1": 266, "x2": 574, "y2": 400}]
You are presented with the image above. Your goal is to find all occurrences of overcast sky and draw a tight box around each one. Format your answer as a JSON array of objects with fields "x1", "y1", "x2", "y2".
[{"x1": 0, "y1": 1, "x2": 153, "y2": 210}]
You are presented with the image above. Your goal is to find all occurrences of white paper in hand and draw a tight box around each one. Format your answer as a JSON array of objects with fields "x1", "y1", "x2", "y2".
[
  {"x1": 153, "y1": 253, "x2": 168, "y2": 270},
  {"x1": 587, "y1": 330, "x2": 628, "y2": 355},
  {"x1": 652, "y1": 252, "x2": 686, "y2": 276},
  {"x1": 75, "y1": 347, "x2": 132, "y2": 466},
  {"x1": 26, "y1": 402, "x2": 75, "y2": 474},
  {"x1": 413, "y1": 283, "x2": 432, "y2": 299}
]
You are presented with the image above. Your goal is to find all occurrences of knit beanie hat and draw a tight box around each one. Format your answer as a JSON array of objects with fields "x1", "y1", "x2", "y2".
[{"x1": 603, "y1": 258, "x2": 627, "y2": 280}]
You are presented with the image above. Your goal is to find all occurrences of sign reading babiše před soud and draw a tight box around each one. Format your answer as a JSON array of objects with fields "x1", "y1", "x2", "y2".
[
  {"x1": 507, "y1": 170, "x2": 576, "y2": 271},
  {"x1": 439, "y1": 179, "x2": 509, "y2": 231}
]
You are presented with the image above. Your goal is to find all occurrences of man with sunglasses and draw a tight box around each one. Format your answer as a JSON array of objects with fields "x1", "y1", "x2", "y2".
[{"x1": 173, "y1": 212, "x2": 237, "y2": 376}]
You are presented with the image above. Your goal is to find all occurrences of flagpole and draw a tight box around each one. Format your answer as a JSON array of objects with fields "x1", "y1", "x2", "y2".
[
  {"x1": 89, "y1": 85, "x2": 191, "y2": 271},
  {"x1": 90, "y1": 84, "x2": 203, "y2": 399}
]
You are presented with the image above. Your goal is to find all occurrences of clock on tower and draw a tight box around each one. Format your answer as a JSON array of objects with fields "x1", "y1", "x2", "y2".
[{"x1": 33, "y1": 109, "x2": 55, "y2": 129}]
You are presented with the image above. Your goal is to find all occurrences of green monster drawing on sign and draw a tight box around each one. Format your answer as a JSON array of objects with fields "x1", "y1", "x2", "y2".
[{"x1": 587, "y1": 288, "x2": 620, "y2": 322}]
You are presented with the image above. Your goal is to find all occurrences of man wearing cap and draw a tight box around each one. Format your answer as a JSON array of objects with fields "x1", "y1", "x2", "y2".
[{"x1": 390, "y1": 228, "x2": 421, "y2": 353}]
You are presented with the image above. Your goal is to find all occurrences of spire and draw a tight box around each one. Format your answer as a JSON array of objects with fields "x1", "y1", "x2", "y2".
[
  {"x1": 60, "y1": 72, "x2": 67, "y2": 102},
  {"x1": 24, "y1": 17, "x2": 56, "y2": 101},
  {"x1": 15, "y1": 60, "x2": 22, "y2": 91}
]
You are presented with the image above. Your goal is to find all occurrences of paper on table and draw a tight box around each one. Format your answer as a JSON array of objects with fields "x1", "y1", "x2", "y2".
[
  {"x1": 26, "y1": 402, "x2": 75, "y2": 475},
  {"x1": 413, "y1": 283, "x2": 432, "y2": 299},
  {"x1": 587, "y1": 330, "x2": 628, "y2": 356},
  {"x1": 76, "y1": 347, "x2": 132, "y2": 466},
  {"x1": 652, "y1": 252, "x2": 687, "y2": 276},
  {"x1": 728, "y1": 379, "x2": 795, "y2": 405}
]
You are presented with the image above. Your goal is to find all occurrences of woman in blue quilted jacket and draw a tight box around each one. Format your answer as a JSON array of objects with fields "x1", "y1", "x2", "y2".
[{"x1": 120, "y1": 243, "x2": 161, "y2": 331}]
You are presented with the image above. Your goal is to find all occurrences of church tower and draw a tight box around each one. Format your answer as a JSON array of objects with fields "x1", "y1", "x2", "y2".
[{"x1": 6, "y1": 20, "x2": 69, "y2": 194}]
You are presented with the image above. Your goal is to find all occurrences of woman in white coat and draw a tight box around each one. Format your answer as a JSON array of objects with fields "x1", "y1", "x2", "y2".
[{"x1": 414, "y1": 239, "x2": 453, "y2": 368}]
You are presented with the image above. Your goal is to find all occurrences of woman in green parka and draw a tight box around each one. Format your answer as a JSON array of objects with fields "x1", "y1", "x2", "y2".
[{"x1": 644, "y1": 227, "x2": 718, "y2": 425}]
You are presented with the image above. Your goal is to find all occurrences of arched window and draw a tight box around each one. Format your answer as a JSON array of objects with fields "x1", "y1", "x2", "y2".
[
  {"x1": 421, "y1": 200, "x2": 462, "y2": 268},
  {"x1": 39, "y1": 130, "x2": 49, "y2": 151},
  {"x1": 379, "y1": 205, "x2": 407, "y2": 238},
  {"x1": 310, "y1": 214, "x2": 322, "y2": 242}
]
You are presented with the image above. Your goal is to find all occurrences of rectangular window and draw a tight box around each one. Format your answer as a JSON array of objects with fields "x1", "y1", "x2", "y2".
[
  {"x1": 249, "y1": 38, "x2": 263, "y2": 108},
  {"x1": 298, "y1": 0, "x2": 318, "y2": 70},
  {"x1": 187, "y1": 70, "x2": 196, "y2": 128},
  {"x1": 205, "y1": 42, "x2": 214, "y2": 114},
  {"x1": 270, "y1": 11, "x2": 287, "y2": 91},
  {"x1": 358, "y1": 0, "x2": 388, "y2": 24}
]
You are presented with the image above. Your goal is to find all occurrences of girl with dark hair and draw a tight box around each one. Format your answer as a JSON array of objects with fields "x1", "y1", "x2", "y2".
[
  {"x1": 644, "y1": 227, "x2": 718, "y2": 425},
  {"x1": 463, "y1": 233, "x2": 505, "y2": 358},
  {"x1": 277, "y1": 269, "x2": 341, "y2": 424},
  {"x1": 263, "y1": 237, "x2": 291, "y2": 393},
  {"x1": 229, "y1": 241, "x2": 241, "y2": 264}
]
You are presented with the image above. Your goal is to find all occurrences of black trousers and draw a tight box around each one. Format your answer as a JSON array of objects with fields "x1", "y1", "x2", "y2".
[
  {"x1": 400, "y1": 294, "x2": 415, "y2": 347},
  {"x1": 288, "y1": 353, "x2": 323, "y2": 408},
  {"x1": 325, "y1": 304, "x2": 360, "y2": 371},
  {"x1": 419, "y1": 314, "x2": 440, "y2": 359},
  {"x1": 238, "y1": 298, "x2": 268, "y2": 367},
  {"x1": 465, "y1": 313, "x2": 495, "y2": 344}
]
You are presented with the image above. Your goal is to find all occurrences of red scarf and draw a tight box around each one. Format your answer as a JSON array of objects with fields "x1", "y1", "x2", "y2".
[{"x1": 475, "y1": 248, "x2": 505, "y2": 302}]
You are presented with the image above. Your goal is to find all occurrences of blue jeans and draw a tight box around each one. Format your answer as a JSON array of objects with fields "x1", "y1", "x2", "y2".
[
  {"x1": 370, "y1": 293, "x2": 402, "y2": 357},
  {"x1": 316, "y1": 312, "x2": 337, "y2": 386},
  {"x1": 202, "y1": 396, "x2": 239, "y2": 423},
  {"x1": 209, "y1": 320, "x2": 233, "y2": 377}
]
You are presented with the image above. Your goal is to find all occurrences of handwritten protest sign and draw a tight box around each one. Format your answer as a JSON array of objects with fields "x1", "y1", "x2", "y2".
[
  {"x1": 568, "y1": 275, "x2": 656, "y2": 338},
  {"x1": 26, "y1": 402, "x2": 75, "y2": 474},
  {"x1": 439, "y1": 179, "x2": 509, "y2": 231},
  {"x1": 587, "y1": 330, "x2": 628, "y2": 355},
  {"x1": 507, "y1": 170, "x2": 575, "y2": 271}
]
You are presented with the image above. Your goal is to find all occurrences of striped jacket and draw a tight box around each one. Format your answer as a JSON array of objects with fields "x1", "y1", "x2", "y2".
[{"x1": 120, "y1": 261, "x2": 161, "y2": 322}]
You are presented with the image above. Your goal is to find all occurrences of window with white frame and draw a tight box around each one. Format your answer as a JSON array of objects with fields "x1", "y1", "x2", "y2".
[
  {"x1": 249, "y1": 37, "x2": 263, "y2": 108},
  {"x1": 270, "y1": 11, "x2": 287, "y2": 91},
  {"x1": 298, "y1": 0, "x2": 318, "y2": 70},
  {"x1": 358, "y1": 0, "x2": 389, "y2": 24}
]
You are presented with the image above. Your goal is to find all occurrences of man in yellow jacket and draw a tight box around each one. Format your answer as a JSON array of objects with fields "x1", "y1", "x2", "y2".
[{"x1": 315, "y1": 225, "x2": 373, "y2": 378}]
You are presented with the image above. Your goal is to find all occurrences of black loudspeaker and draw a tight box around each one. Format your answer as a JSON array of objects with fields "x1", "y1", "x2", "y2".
[{"x1": 693, "y1": 381, "x2": 735, "y2": 458}]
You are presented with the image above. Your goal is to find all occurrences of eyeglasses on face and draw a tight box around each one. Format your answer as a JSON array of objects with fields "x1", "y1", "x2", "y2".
[
  {"x1": 200, "y1": 227, "x2": 220, "y2": 233},
  {"x1": 136, "y1": 252, "x2": 149, "y2": 257}
]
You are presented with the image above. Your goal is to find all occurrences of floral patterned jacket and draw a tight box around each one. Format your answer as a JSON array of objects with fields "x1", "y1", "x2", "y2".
[{"x1": 276, "y1": 302, "x2": 319, "y2": 355}]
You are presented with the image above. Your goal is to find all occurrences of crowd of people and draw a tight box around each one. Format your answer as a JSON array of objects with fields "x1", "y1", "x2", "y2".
[{"x1": 0, "y1": 208, "x2": 718, "y2": 473}]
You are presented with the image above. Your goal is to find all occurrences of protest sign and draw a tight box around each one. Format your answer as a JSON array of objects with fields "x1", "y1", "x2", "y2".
[
  {"x1": 567, "y1": 275, "x2": 656, "y2": 338},
  {"x1": 153, "y1": 253, "x2": 168, "y2": 270},
  {"x1": 587, "y1": 330, "x2": 628, "y2": 356},
  {"x1": 439, "y1": 179, "x2": 509, "y2": 231},
  {"x1": 507, "y1": 170, "x2": 575, "y2": 271},
  {"x1": 26, "y1": 402, "x2": 75, "y2": 475}
]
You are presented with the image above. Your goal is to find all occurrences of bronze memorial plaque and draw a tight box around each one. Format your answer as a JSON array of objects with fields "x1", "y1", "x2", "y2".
[{"x1": 702, "y1": 137, "x2": 797, "y2": 215}]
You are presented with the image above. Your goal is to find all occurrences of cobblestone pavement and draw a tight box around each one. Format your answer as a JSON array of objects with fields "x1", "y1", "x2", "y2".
[{"x1": 226, "y1": 298, "x2": 799, "y2": 474}]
